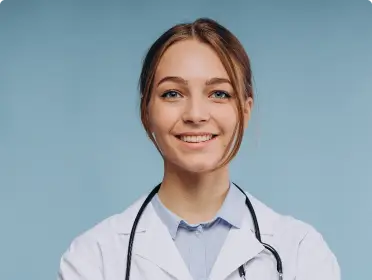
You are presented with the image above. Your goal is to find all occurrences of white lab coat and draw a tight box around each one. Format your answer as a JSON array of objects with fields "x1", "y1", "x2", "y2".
[{"x1": 58, "y1": 191, "x2": 340, "y2": 280}]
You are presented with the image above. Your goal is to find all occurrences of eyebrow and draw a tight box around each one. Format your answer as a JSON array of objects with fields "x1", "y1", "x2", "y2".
[{"x1": 156, "y1": 76, "x2": 231, "y2": 87}]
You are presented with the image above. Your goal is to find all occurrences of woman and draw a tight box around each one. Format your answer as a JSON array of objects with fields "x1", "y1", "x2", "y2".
[{"x1": 58, "y1": 18, "x2": 340, "y2": 280}]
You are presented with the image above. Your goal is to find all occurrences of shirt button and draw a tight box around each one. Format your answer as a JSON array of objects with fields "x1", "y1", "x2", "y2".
[{"x1": 195, "y1": 225, "x2": 203, "y2": 235}]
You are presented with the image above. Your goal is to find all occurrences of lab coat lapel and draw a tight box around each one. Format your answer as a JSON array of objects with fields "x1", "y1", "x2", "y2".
[
  {"x1": 208, "y1": 213, "x2": 265, "y2": 280},
  {"x1": 133, "y1": 204, "x2": 192, "y2": 280}
]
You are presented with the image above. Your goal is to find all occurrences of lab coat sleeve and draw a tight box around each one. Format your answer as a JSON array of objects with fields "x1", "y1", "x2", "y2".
[
  {"x1": 295, "y1": 227, "x2": 341, "y2": 280},
  {"x1": 58, "y1": 233, "x2": 104, "y2": 280}
]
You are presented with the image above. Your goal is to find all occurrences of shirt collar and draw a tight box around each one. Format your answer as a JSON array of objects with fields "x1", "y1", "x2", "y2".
[
  {"x1": 151, "y1": 182, "x2": 247, "y2": 239},
  {"x1": 151, "y1": 194, "x2": 181, "y2": 239},
  {"x1": 216, "y1": 183, "x2": 246, "y2": 229}
]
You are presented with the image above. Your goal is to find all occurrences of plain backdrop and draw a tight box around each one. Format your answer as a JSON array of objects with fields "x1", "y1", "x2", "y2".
[{"x1": 0, "y1": 0, "x2": 371, "y2": 279}]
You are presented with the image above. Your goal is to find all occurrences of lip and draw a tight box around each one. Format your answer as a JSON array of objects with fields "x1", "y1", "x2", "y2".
[
  {"x1": 174, "y1": 133, "x2": 218, "y2": 150},
  {"x1": 176, "y1": 132, "x2": 218, "y2": 137}
]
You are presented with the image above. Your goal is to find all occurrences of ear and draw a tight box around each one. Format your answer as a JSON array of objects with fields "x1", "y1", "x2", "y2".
[{"x1": 243, "y1": 97, "x2": 253, "y2": 129}]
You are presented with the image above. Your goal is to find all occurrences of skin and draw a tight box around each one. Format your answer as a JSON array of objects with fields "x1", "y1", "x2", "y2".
[{"x1": 148, "y1": 39, "x2": 253, "y2": 224}]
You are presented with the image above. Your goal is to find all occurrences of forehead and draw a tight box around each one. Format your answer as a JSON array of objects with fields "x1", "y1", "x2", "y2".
[{"x1": 154, "y1": 39, "x2": 229, "y2": 82}]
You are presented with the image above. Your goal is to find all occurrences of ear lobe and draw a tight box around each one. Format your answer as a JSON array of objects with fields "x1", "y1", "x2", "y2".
[{"x1": 243, "y1": 97, "x2": 253, "y2": 129}]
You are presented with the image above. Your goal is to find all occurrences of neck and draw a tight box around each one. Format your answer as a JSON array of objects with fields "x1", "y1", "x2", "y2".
[{"x1": 158, "y1": 161, "x2": 230, "y2": 224}]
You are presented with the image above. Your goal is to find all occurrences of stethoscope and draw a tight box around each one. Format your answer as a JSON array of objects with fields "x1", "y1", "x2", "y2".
[{"x1": 125, "y1": 183, "x2": 283, "y2": 280}]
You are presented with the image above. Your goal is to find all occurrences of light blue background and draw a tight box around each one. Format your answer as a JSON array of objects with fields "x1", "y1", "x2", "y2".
[{"x1": 0, "y1": 0, "x2": 371, "y2": 279}]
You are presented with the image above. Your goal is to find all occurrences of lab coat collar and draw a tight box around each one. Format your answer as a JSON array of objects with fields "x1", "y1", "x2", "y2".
[
  {"x1": 208, "y1": 210, "x2": 265, "y2": 280},
  {"x1": 114, "y1": 190, "x2": 278, "y2": 279},
  {"x1": 117, "y1": 199, "x2": 192, "y2": 280},
  {"x1": 117, "y1": 197, "x2": 267, "y2": 280}
]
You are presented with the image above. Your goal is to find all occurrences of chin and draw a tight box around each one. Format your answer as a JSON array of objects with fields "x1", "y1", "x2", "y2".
[
  {"x1": 163, "y1": 152, "x2": 225, "y2": 174},
  {"x1": 176, "y1": 160, "x2": 221, "y2": 174}
]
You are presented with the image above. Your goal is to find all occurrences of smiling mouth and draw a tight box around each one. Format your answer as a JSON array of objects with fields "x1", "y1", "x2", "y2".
[{"x1": 175, "y1": 134, "x2": 218, "y2": 143}]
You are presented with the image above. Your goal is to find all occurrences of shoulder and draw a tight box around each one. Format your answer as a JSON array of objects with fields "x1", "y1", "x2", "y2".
[
  {"x1": 246, "y1": 191, "x2": 341, "y2": 279},
  {"x1": 65, "y1": 195, "x2": 147, "y2": 247},
  {"x1": 245, "y1": 191, "x2": 311, "y2": 238},
  {"x1": 58, "y1": 196, "x2": 147, "y2": 279}
]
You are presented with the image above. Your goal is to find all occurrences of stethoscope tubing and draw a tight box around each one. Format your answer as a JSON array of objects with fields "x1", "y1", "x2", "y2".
[{"x1": 125, "y1": 183, "x2": 283, "y2": 280}]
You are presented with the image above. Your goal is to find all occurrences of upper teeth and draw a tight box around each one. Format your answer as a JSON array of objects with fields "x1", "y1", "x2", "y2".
[{"x1": 180, "y1": 135, "x2": 213, "y2": 143}]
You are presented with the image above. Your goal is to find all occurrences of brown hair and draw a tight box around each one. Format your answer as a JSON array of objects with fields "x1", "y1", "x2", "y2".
[{"x1": 139, "y1": 18, "x2": 254, "y2": 168}]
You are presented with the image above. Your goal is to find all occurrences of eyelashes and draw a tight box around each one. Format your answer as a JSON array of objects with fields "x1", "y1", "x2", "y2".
[
  {"x1": 160, "y1": 90, "x2": 182, "y2": 99},
  {"x1": 160, "y1": 90, "x2": 232, "y2": 100},
  {"x1": 210, "y1": 90, "x2": 232, "y2": 99}
]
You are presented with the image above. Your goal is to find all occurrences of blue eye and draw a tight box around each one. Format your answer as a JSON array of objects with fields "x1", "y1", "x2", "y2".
[
  {"x1": 161, "y1": 90, "x2": 182, "y2": 99},
  {"x1": 211, "y1": 91, "x2": 231, "y2": 99}
]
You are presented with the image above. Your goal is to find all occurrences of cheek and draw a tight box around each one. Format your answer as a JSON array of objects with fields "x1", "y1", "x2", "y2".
[
  {"x1": 148, "y1": 101, "x2": 163, "y2": 132},
  {"x1": 149, "y1": 114, "x2": 167, "y2": 136},
  {"x1": 148, "y1": 104, "x2": 176, "y2": 138},
  {"x1": 213, "y1": 105, "x2": 239, "y2": 135}
]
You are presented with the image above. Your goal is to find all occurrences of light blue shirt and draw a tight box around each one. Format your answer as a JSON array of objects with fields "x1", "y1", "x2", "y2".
[{"x1": 151, "y1": 184, "x2": 246, "y2": 280}]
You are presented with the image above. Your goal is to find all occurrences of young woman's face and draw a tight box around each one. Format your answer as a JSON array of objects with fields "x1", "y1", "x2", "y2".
[{"x1": 148, "y1": 39, "x2": 252, "y2": 173}]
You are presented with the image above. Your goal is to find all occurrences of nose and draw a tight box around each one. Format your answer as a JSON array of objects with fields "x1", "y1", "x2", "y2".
[{"x1": 182, "y1": 96, "x2": 210, "y2": 124}]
